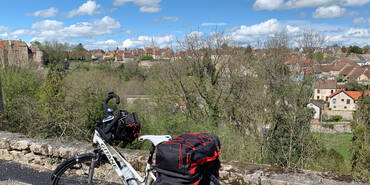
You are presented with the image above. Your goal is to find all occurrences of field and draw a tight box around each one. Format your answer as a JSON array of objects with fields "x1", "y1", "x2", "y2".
[{"x1": 313, "y1": 132, "x2": 353, "y2": 173}]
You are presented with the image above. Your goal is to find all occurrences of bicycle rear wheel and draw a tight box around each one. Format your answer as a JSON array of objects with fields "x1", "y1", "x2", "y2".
[
  {"x1": 51, "y1": 153, "x2": 119, "y2": 185},
  {"x1": 209, "y1": 172, "x2": 222, "y2": 185}
]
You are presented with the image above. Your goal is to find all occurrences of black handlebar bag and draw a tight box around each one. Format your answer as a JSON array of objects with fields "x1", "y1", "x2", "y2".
[
  {"x1": 115, "y1": 111, "x2": 141, "y2": 143},
  {"x1": 154, "y1": 133, "x2": 221, "y2": 185}
]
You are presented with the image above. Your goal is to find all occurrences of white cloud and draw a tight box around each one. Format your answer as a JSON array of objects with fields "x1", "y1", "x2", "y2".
[
  {"x1": 113, "y1": 0, "x2": 162, "y2": 13},
  {"x1": 253, "y1": 0, "x2": 283, "y2": 10},
  {"x1": 0, "y1": 32, "x2": 8, "y2": 38},
  {"x1": 341, "y1": 0, "x2": 370, "y2": 6},
  {"x1": 0, "y1": 26, "x2": 9, "y2": 31},
  {"x1": 253, "y1": 0, "x2": 370, "y2": 10},
  {"x1": 31, "y1": 20, "x2": 64, "y2": 30},
  {"x1": 152, "y1": 16, "x2": 179, "y2": 23},
  {"x1": 30, "y1": 16, "x2": 120, "y2": 42},
  {"x1": 187, "y1": 31, "x2": 204, "y2": 37},
  {"x1": 0, "y1": 29, "x2": 28, "y2": 39},
  {"x1": 352, "y1": 17, "x2": 366, "y2": 27},
  {"x1": 326, "y1": 28, "x2": 370, "y2": 46},
  {"x1": 125, "y1": 29, "x2": 133, "y2": 34},
  {"x1": 31, "y1": 7, "x2": 58, "y2": 18},
  {"x1": 229, "y1": 19, "x2": 284, "y2": 42},
  {"x1": 312, "y1": 5, "x2": 346, "y2": 19},
  {"x1": 68, "y1": 1, "x2": 101, "y2": 18},
  {"x1": 345, "y1": 28, "x2": 369, "y2": 38},
  {"x1": 121, "y1": 35, "x2": 174, "y2": 48},
  {"x1": 201, "y1": 22, "x2": 227, "y2": 26},
  {"x1": 85, "y1": 39, "x2": 119, "y2": 49},
  {"x1": 226, "y1": 19, "x2": 302, "y2": 46}
]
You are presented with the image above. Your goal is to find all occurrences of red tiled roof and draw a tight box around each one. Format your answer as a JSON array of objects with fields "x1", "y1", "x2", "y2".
[
  {"x1": 332, "y1": 59, "x2": 358, "y2": 71},
  {"x1": 0, "y1": 45, "x2": 4, "y2": 49},
  {"x1": 317, "y1": 65, "x2": 334, "y2": 73},
  {"x1": 328, "y1": 89, "x2": 370, "y2": 100}
]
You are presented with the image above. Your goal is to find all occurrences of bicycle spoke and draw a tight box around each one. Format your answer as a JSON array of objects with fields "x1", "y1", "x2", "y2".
[{"x1": 56, "y1": 160, "x2": 120, "y2": 185}]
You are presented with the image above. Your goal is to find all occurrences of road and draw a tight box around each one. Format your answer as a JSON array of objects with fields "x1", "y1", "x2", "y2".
[{"x1": 0, "y1": 160, "x2": 51, "y2": 185}]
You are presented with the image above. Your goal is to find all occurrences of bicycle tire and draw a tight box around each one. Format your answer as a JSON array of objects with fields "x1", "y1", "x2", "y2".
[
  {"x1": 51, "y1": 153, "x2": 120, "y2": 185},
  {"x1": 209, "y1": 173, "x2": 222, "y2": 185}
]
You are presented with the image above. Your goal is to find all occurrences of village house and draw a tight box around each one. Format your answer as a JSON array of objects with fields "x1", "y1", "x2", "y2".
[
  {"x1": 313, "y1": 79, "x2": 337, "y2": 101},
  {"x1": 89, "y1": 49, "x2": 105, "y2": 60},
  {"x1": 328, "y1": 90, "x2": 370, "y2": 111},
  {"x1": 358, "y1": 70, "x2": 370, "y2": 84},
  {"x1": 347, "y1": 67, "x2": 367, "y2": 81},
  {"x1": 103, "y1": 51, "x2": 115, "y2": 60},
  {"x1": 307, "y1": 101, "x2": 323, "y2": 123}
]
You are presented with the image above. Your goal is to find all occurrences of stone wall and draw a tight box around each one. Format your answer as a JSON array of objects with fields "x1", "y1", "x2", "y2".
[
  {"x1": 0, "y1": 40, "x2": 43, "y2": 67},
  {"x1": 0, "y1": 131, "x2": 368, "y2": 185},
  {"x1": 311, "y1": 124, "x2": 352, "y2": 133},
  {"x1": 0, "y1": 48, "x2": 8, "y2": 67},
  {"x1": 326, "y1": 110, "x2": 353, "y2": 120}
]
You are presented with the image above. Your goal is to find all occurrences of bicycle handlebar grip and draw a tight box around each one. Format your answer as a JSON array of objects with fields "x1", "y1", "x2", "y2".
[{"x1": 103, "y1": 92, "x2": 120, "y2": 115}]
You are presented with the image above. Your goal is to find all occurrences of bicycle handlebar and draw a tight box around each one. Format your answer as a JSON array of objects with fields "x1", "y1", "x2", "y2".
[{"x1": 103, "y1": 92, "x2": 120, "y2": 115}]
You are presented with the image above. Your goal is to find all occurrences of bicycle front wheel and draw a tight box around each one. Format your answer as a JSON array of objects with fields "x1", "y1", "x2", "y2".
[{"x1": 51, "y1": 153, "x2": 119, "y2": 185}]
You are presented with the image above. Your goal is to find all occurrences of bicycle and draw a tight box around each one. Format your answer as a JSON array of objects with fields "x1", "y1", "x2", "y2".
[{"x1": 51, "y1": 92, "x2": 222, "y2": 185}]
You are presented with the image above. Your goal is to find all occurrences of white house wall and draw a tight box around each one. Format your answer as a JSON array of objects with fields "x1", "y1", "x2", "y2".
[
  {"x1": 329, "y1": 92, "x2": 356, "y2": 111},
  {"x1": 314, "y1": 89, "x2": 336, "y2": 101}
]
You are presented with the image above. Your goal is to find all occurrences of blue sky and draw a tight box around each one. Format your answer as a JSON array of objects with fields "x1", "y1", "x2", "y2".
[{"x1": 0, "y1": 0, "x2": 369, "y2": 49}]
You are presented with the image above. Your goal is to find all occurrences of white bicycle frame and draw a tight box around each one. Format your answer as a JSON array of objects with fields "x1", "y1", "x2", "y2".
[{"x1": 92, "y1": 130, "x2": 156, "y2": 185}]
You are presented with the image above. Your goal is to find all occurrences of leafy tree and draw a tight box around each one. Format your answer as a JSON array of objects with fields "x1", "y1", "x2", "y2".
[
  {"x1": 38, "y1": 41, "x2": 70, "y2": 66},
  {"x1": 70, "y1": 43, "x2": 90, "y2": 61},
  {"x1": 351, "y1": 96, "x2": 370, "y2": 177},
  {"x1": 348, "y1": 45, "x2": 363, "y2": 54},
  {"x1": 39, "y1": 63, "x2": 66, "y2": 138},
  {"x1": 313, "y1": 51, "x2": 324, "y2": 63},
  {"x1": 341, "y1": 46, "x2": 347, "y2": 53},
  {"x1": 30, "y1": 41, "x2": 41, "y2": 47},
  {"x1": 363, "y1": 45, "x2": 369, "y2": 54},
  {"x1": 0, "y1": 66, "x2": 42, "y2": 134},
  {"x1": 344, "y1": 80, "x2": 365, "y2": 91}
]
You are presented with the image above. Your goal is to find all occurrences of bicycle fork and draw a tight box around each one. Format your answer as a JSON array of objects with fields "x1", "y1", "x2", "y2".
[{"x1": 87, "y1": 152, "x2": 100, "y2": 185}]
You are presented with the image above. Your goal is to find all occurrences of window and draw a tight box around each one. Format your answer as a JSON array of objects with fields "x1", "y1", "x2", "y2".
[
  {"x1": 341, "y1": 99, "x2": 344, "y2": 102},
  {"x1": 331, "y1": 90, "x2": 334, "y2": 93},
  {"x1": 334, "y1": 106, "x2": 336, "y2": 108},
  {"x1": 344, "y1": 106, "x2": 347, "y2": 109},
  {"x1": 317, "y1": 89, "x2": 320, "y2": 93},
  {"x1": 333, "y1": 98, "x2": 336, "y2": 104},
  {"x1": 317, "y1": 96, "x2": 320, "y2": 99},
  {"x1": 347, "y1": 99, "x2": 350, "y2": 104}
]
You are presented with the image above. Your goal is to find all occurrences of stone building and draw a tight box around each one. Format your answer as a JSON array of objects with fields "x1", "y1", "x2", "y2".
[
  {"x1": 313, "y1": 79, "x2": 337, "y2": 102},
  {"x1": 0, "y1": 40, "x2": 43, "y2": 67}
]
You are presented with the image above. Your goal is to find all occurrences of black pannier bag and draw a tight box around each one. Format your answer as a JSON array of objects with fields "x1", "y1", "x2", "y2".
[
  {"x1": 114, "y1": 110, "x2": 141, "y2": 143},
  {"x1": 154, "y1": 133, "x2": 221, "y2": 185}
]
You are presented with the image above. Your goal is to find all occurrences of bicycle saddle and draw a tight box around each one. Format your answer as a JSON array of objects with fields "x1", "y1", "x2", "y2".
[{"x1": 139, "y1": 135, "x2": 172, "y2": 146}]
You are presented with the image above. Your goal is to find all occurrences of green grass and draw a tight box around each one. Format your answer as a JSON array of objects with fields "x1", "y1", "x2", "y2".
[
  {"x1": 313, "y1": 132, "x2": 353, "y2": 161},
  {"x1": 313, "y1": 132, "x2": 353, "y2": 174}
]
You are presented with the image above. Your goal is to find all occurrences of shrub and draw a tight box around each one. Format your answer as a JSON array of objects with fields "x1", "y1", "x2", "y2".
[
  {"x1": 322, "y1": 123, "x2": 334, "y2": 129},
  {"x1": 332, "y1": 115, "x2": 342, "y2": 122},
  {"x1": 0, "y1": 66, "x2": 43, "y2": 135},
  {"x1": 141, "y1": 55, "x2": 153, "y2": 60}
]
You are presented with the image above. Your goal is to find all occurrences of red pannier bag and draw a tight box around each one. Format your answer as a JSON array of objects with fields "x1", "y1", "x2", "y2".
[{"x1": 154, "y1": 133, "x2": 221, "y2": 185}]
